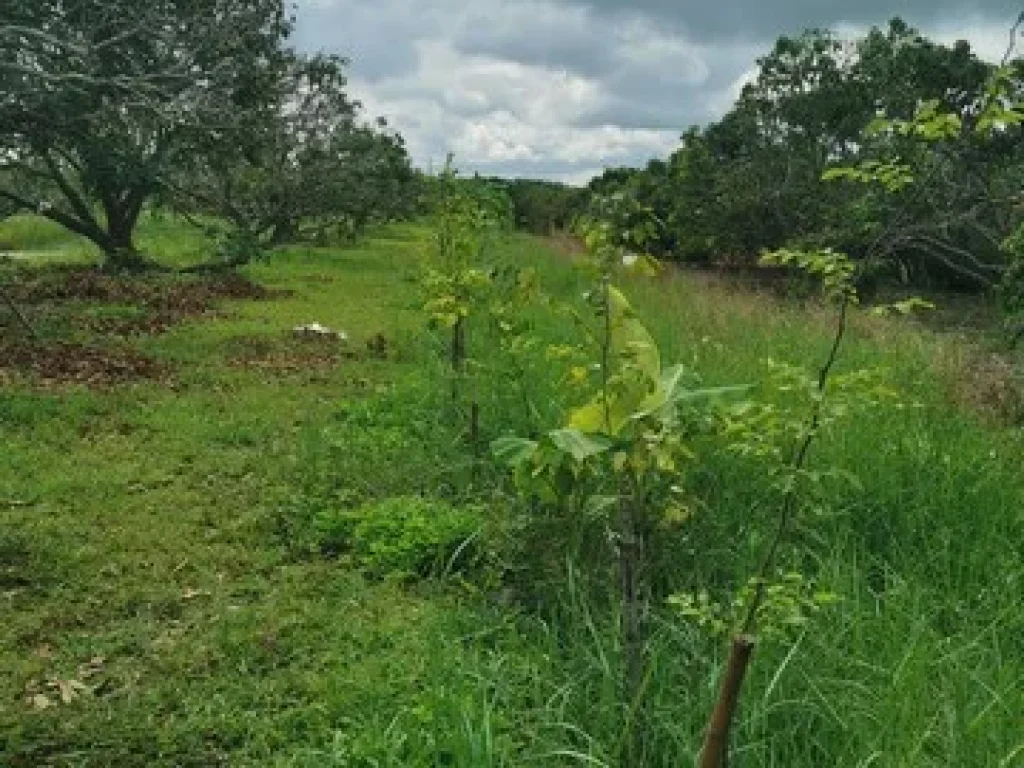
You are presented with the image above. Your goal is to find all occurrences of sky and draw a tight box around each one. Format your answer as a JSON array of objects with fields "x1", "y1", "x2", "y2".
[{"x1": 291, "y1": 1, "x2": 1024, "y2": 184}]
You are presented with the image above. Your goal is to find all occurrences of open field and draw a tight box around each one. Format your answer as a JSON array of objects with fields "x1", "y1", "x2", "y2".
[{"x1": 1, "y1": 217, "x2": 1022, "y2": 766}]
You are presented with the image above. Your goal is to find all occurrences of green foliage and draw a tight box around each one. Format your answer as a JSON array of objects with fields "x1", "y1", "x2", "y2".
[
  {"x1": 822, "y1": 160, "x2": 915, "y2": 192},
  {"x1": 491, "y1": 212, "x2": 750, "y2": 761},
  {"x1": 1, "y1": 222, "x2": 1023, "y2": 766},
  {"x1": 589, "y1": 18, "x2": 1022, "y2": 290},
  {"x1": 314, "y1": 496, "x2": 483, "y2": 579},
  {"x1": 976, "y1": 65, "x2": 1024, "y2": 135},
  {"x1": 161, "y1": 54, "x2": 413, "y2": 268},
  {"x1": 761, "y1": 247, "x2": 858, "y2": 303},
  {"x1": 167, "y1": 55, "x2": 416, "y2": 267},
  {"x1": 483, "y1": 177, "x2": 588, "y2": 234},
  {"x1": 580, "y1": 191, "x2": 665, "y2": 257},
  {"x1": 999, "y1": 222, "x2": 1024, "y2": 317},
  {"x1": 1, "y1": 4, "x2": 416, "y2": 270},
  {"x1": 669, "y1": 573, "x2": 839, "y2": 642},
  {"x1": 0, "y1": 0, "x2": 293, "y2": 267},
  {"x1": 867, "y1": 297, "x2": 938, "y2": 317},
  {"x1": 421, "y1": 157, "x2": 517, "y2": 421},
  {"x1": 872, "y1": 97, "x2": 965, "y2": 140}
]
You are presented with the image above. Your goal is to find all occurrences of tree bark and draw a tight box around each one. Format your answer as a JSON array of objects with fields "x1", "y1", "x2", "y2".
[
  {"x1": 270, "y1": 219, "x2": 298, "y2": 246},
  {"x1": 101, "y1": 192, "x2": 146, "y2": 270},
  {"x1": 699, "y1": 635, "x2": 755, "y2": 768}
]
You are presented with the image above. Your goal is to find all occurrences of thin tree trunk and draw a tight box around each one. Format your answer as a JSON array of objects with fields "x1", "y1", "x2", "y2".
[
  {"x1": 451, "y1": 315, "x2": 466, "y2": 400},
  {"x1": 698, "y1": 636, "x2": 755, "y2": 768}
]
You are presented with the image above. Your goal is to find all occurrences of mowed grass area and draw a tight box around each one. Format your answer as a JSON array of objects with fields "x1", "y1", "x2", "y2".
[{"x1": 1, "y1": 216, "x2": 1022, "y2": 766}]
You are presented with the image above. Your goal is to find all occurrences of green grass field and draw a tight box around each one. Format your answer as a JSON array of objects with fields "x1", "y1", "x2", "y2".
[{"x1": 1, "y1": 217, "x2": 1021, "y2": 766}]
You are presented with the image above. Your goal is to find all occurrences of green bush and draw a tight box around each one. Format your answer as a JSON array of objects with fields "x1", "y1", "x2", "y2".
[
  {"x1": 999, "y1": 223, "x2": 1024, "y2": 317},
  {"x1": 314, "y1": 496, "x2": 483, "y2": 579}
]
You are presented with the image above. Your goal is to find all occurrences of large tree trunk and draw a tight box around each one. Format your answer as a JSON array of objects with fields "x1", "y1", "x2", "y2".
[
  {"x1": 100, "y1": 193, "x2": 147, "y2": 271},
  {"x1": 101, "y1": 227, "x2": 143, "y2": 270},
  {"x1": 6, "y1": 178, "x2": 151, "y2": 271},
  {"x1": 269, "y1": 219, "x2": 298, "y2": 246}
]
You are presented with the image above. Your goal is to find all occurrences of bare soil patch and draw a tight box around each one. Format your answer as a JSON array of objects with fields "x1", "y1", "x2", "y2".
[
  {"x1": 0, "y1": 338, "x2": 169, "y2": 388},
  {"x1": 2, "y1": 267, "x2": 286, "y2": 337},
  {"x1": 224, "y1": 332, "x2": 395, "y2": 375},
  {"x1": 224, "y1": 334, "x2": 355, "y2": 374}
]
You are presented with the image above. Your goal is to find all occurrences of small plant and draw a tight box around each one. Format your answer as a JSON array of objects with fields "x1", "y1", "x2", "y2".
[
  {"x1": 422, "y1": 156, "x2": 513, "y2": 444},
  {"x1": 314, "y1": 496, "x2": 483, "y2": 580},
  {"x1": 694, "y1": 244, "x2": 890, "y2": 768},
  {"x1": 494, "y1": 206, "x2": 741, "y2": 766}
]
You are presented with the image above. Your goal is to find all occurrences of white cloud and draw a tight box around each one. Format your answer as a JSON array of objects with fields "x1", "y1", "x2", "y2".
[
  {"x1": 347, "y1": 31, "x2": 681, "y2": 179},
  {"x1": 930, "y1": 17, "x2": 1023, "y2": 62},
  {"x1": 292, "y1": 0, "x2": 1023, "y2": 183}
]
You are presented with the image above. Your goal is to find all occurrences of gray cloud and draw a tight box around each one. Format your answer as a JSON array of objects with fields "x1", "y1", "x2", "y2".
[
  {"x1": 451, "y1": 2, "x2": 613, "y2": 76},
  {"x1": 291, "y1": 0, "x2": 444, "y2": 80},
  {"x1": 291, "y1": 0, "x2": 1024, "y2": 183},
  {"x1": 582, "y1": 0, "x2": 1022, "y2": 41}
]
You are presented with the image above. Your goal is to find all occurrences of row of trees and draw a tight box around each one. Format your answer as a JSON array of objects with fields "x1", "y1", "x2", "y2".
[
  {"x1": 0, "y1": 0, "x2": 416, "y2": 270},
  {"x1": 590, "y1": 18, "x2": 1024, "y2": 292},
  {"x1": 480, "y1": 178, "x2": 588, "y2": 235}
]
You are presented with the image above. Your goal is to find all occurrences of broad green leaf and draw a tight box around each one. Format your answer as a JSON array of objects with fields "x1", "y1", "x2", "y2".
[
  {"x1": 625, "y1": 253, "x2": 662, "y2": 277},
  {"x1": 821, "y1": 166, "x2": 858, "y2": 182},
  {"x1": 548, "y1": 428, "x2": 613, "y2": 461},
  {"x1": 863, "y1": 116, "x2": 892, "y2": 137},
  {"x1": 633, "y1": 363, "x2": 686, "y2": 421},
  {"x1": 568, "y1": 400, "x2": 608, "y2": 433},
  {"x1": 607, "y1": 286, "x2": 660, "y2": 381},
  {"x1": 584, "y1": 494, "x2": 619, "y2": 518},
  {"x1": 635, "y1": 365, "x2": 749, "y2": 422},
  {"x1": 491, "y1": 437, "x2": 538, "y2": 465}
]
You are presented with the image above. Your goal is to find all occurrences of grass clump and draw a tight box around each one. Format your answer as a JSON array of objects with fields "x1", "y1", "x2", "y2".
[{"x1": 314, "y1": 496, "x2": 484, "y2": 579}]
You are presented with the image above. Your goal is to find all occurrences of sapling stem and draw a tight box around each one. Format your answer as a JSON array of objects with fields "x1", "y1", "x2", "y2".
[{"x1": 698, "y1": 296, "x2": 849, "y2": 768}]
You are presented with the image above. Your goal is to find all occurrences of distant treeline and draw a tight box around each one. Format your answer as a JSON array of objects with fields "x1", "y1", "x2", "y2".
[
  {"x1": 474, "y1": 178, "x2": 589, "y2": 235},
  {"x1": 586, "y1": 18, "x2": 1024, "y2": 292}
]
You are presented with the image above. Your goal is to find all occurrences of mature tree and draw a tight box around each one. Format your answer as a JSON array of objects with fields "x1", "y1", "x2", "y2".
[
  {"x1": 167, "y1": 54, "x2": 417, "y2": 267},
  {"x1": 0, "y1": 0, "x2": 291, "y2": 269},
  {"x1": 605, "y1": 17, "x2": 1023, "y2": 288}
]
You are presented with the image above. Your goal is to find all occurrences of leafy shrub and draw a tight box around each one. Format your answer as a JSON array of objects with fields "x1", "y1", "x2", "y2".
[
  {"x1": 314, "y1": 496, "x2": 483, "y2": 579},
  {"x1": 999, "y1": 223, "x2": 1024, "y2": 317}
]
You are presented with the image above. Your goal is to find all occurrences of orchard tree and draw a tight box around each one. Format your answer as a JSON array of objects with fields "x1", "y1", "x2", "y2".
[
  {"x1": 168, "y1": 53, "x2": 417, "y2": 267},
  {"x1": 493, "y1": 179, "x2": 587, "y2": 234},
  {"x1": 608, "y1": 17, "x2": 1021, "y2": 285},
  {"x1": 0, "y1": 0, "x2": 292, "y2": 269}
]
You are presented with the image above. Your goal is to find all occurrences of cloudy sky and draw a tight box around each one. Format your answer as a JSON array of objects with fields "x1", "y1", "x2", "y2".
[{"x1": 292, "y1": 1, "x2": 1023, "y2": 184}]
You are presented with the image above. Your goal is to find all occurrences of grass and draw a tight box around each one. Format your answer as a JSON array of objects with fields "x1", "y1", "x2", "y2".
[
  {"x1": 1, "y1": 216, "x2": 1022, "y2": 766},
  {"x1": 0, "y1": 211, "x2": 213, "y2": 267}
]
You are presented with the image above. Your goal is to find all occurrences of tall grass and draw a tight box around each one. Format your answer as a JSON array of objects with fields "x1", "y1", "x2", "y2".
[
  {"x1": 1, "y1": 223, "x2": 1020, "y2": 766},
  {"x1": 438, "y1": 235, "x2": 1024, "y2": 765}
]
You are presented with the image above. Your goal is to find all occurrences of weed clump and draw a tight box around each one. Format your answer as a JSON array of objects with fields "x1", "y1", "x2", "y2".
[{"x1": 314, "y1": 496, "x2": 483, "y2": 579}]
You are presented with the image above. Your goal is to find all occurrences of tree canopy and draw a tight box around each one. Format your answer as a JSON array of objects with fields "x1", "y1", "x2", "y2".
[
  {"x1": 0, "y1": 0, "x2": 416, "y2": 269},
  {"x1": 591, "y1": 18, "x2": 1024, "y2": 291},
  {"x1": 166, "y1": 53, "x2": 417, "y2": 266}
]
